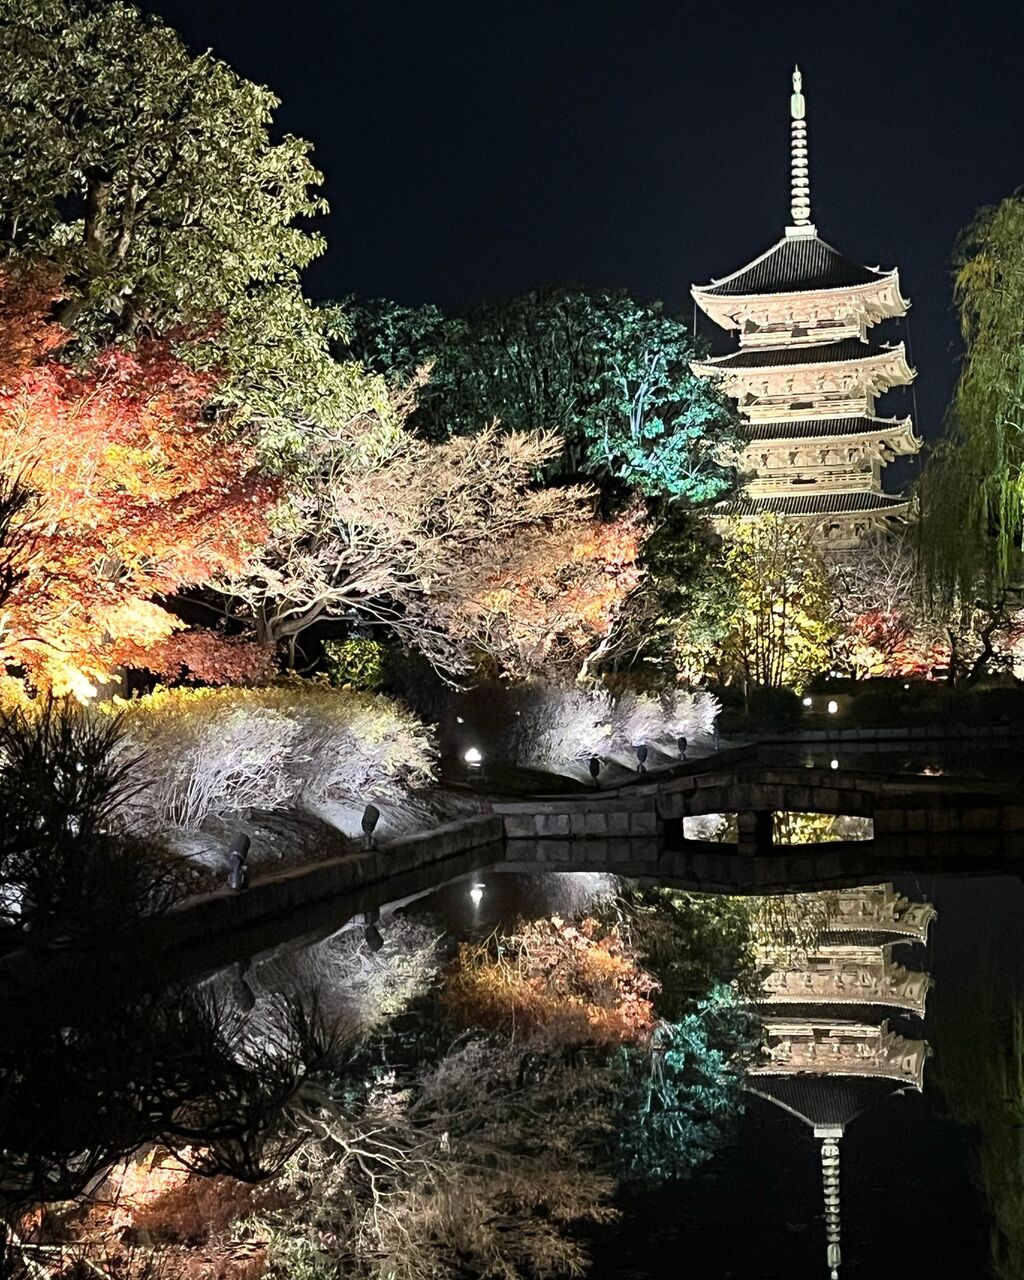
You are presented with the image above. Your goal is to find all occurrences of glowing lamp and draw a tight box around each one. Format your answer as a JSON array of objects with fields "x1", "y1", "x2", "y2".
[
  {"x1": 827, "y1": 700, "x2": 838, "y2": 714},
  {"x1": 469, "y1": 883, "x2": 485, "y2": 906},
  {"x1": 830, "y1": 759, "x2": 839, "y2": 770},
  {"x1": 464, "y1": 747, "x2": 483, "y2": 766},
  {"x1": 802, "y1": 696, "x2": 813, "y2": 707}
]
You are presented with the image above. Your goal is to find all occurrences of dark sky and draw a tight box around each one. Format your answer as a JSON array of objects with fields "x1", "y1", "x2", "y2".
[{"x1": 147, "y1": 0, "x2": 1024, "y2": 445}]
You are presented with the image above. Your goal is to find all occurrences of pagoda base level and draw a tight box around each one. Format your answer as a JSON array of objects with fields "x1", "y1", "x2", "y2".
[{"x1": 713, "y1": 492, "x2": 912, "y2": 549}]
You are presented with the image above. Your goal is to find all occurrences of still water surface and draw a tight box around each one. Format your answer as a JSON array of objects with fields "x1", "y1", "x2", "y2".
[
  {"x1": 584, "y1": 874, "x2": 1011, "y2": 1279},
  {"x1": 232, "y1": 868, "x2": 1021, "y2": 1279}
]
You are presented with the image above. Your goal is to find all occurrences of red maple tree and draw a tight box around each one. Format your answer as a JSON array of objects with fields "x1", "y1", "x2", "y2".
[{"x1": 0, "y1": 270, "x2": 276, "y2": 696}]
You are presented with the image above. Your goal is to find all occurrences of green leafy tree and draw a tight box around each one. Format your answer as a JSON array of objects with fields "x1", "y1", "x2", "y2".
[
  {"x1": 0, "y1": 0, "x2": 383, "y2": 453},
  {"x1": 337, "y1": 288, "x2": 739, "y2": 502},
  {"x1": 616, "y1": 508, "x2": 736, "y2": 680},
  {"x1": 612, "y1": 885, "x2": 756, "y2": 1021},
  {"x1": 608, "y1": 986, "x2": 755, "y2": 1188},
  {"x1": 719, "y1": 514, "x2": 837, "y2": 690},
  {"x1": 919, "y1": 193, "x2": 1024, "y2": 594}
]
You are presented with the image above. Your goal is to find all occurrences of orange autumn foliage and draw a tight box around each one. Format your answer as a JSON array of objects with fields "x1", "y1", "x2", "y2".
[
  {"x1": 460, "y1": 510, "x2": 646, "y2": 679},
  {"x1": 0, "y1": 272, "x2": 277, "y2": 695},
  {"x1": 442, "y1": 916, "x2": 658, "y2": 1048},
  {"x1": 46, "y1": 1150, "x2": 272, "y2": 1280},
  {"x1": 845, "y1": 608, "x2": 951, "y2": 679}
]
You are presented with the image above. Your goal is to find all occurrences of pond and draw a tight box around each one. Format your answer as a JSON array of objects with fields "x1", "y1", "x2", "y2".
[
  {"x1": 4, "y1": 846, "x2": 1023, "y2": 1278},
  {"x1": 369, "y1": 870, "x2": 1016, "y2": 1279}
]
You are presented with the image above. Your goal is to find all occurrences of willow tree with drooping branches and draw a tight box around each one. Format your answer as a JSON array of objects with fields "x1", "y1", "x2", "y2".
[{"x1": 919, "y1": 194, "x2": 1024, "y2": 598}]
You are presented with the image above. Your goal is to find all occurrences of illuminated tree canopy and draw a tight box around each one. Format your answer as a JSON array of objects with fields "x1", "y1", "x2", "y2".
[
  {"x1": 718, "y1": 514, "x2": 836, "y2": 690},
  {"x1": 229, "y1": 382, "x2": 645, "y2": 677},
  {"x1": 337, "y1": 288, "x2": 739, "y2": 502},
  {"x1": 0, "y1": 0, "x2": 384, "y2": 455},
  {"x1": 919, "y1": 193, "x2": 1024, "y2": 593},
  {"x1": 0, "y1": 270, "x2": 276, "y2": 696}
]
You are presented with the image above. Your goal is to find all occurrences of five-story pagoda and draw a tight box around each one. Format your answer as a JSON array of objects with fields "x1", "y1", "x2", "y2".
[{"x1": 691, "y1": 68, "x2": 921, "y2": 548}]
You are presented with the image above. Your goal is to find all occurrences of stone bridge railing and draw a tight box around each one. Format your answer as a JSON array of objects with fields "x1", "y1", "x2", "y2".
[{"x1": 492, "y1": 746, "x2": 1024, "y2": 857}]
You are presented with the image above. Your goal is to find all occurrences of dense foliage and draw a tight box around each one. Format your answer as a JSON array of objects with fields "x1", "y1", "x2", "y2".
[
  {"x1": 919, "y1": 193, "x2": 1024, "y2": 594},
  {"x1": 442, "y1": 916, "x2": 659, "y2": 1048},
  {"x1": 229, "y1": 384, "x2": 643, "y2": 677},
  {"x1": 109, "y1": 680, "x2": 437, "y2": 832},
  {"x1": 0, "y1": 697, "x2": 190, "y2": 939},
  {"x1": 0, "y1": 0, "x2": 381, "y2": 452},
  {"x1": 0, "y1": 269, "x2": 276, "y2": 695},
  {"x1": 718, "y1": 514, "x2": 836, "y2": 690},
  {"x1": 337, "y1": 288, "x2": 739, "y2": 502}
]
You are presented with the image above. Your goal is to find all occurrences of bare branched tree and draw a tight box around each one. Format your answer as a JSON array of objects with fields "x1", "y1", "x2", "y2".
[
  {"x1": 253, "y1": 1039, "x2": 616, "y2": 1280},
  {"x1": 225, "y1": 379, "x2": 635, "y2": 675}
]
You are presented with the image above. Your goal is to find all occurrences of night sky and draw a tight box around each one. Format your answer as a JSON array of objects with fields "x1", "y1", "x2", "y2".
[{"x1": 148, "y1": 0, "x2": 1024, "y2": 448}]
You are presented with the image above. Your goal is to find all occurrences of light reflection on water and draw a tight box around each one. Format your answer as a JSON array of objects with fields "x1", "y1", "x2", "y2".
[{"x1": 396, "y1": 873, "x2": 1019, "y2": 1278}]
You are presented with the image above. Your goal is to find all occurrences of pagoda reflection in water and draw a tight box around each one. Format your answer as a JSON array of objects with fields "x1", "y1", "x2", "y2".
[{"x1": 746, "y1": 884, "x2": 936, "y2": 1278}]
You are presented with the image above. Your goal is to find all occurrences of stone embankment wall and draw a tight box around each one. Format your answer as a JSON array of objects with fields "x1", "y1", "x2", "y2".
[{"x1": 149, "y1": 815, "x2": 503, "y2": 980}]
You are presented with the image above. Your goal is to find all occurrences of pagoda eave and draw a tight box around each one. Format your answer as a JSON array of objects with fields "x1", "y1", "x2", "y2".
[
  {"x1": 691, "y1": 341, "x2": 913, "y2": 380},
  {"x1": 744, "y1": 415, "x2": 919, "y2": 450},
  {"x1": 717, "y1": 495, "x2": 913, "y2": 515},
  {"x1": 752, "y1": 1018, "x2": 928, "y2": 1089},
  {"x1": 691, "y1": 273, "x2": 908, "y2": 335},
  {"x1": 691, "y1": 347, "x2": 915, "y2": 418}
]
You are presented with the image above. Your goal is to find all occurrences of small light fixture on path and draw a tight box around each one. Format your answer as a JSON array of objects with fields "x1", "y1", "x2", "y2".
[
  {"x1": 361, "y1": 803, "x2": 381, "y2": 850},
  {"x1": 227, "y1": 832, "x2": 251, "y2": 893},
  {"x1": 464, "y1": 746, "x2": 485, "y2": 781}
]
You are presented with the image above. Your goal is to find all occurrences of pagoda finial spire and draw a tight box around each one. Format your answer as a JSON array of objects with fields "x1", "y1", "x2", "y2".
[
  {"x1": 821, "y1": 1135, "x2": 842, "y2": 1279},
  {"x1": 789, "y1": 65, "x2": 812, "y2": 230}
]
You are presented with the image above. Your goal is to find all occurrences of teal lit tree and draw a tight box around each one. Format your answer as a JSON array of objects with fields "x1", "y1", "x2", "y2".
[
  {"x1": 337, "y1": 287, "x2": 740, "y2": 503},
  {"x1": 609, "y1": 985, "x2": 757, "y2": 1187}
]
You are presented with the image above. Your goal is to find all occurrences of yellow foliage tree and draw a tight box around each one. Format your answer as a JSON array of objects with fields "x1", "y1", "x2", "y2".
[{"x1": 719, "y1": 514, "x2": 836, "y2": 690}]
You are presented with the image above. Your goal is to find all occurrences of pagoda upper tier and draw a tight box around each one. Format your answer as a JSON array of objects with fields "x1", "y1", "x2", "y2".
[
  {"x1": 691, "y1": 231, "x2": 909, "y2": 342},
  {"x1": 690, "y1": 67, "x2": 922, "y2": 547}
]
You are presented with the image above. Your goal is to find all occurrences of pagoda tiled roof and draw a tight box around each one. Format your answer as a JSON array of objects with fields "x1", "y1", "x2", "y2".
[
  {"x1": 719, "y1": 491, "x2": 910, "y2": 517},
  {"x1": 744, "y1": 416, "x2": 908, "y2": 441},
  {"x1": 748, "y1": 1075, "x2": 904, "y2": 1130},
  {"x1": 703, "y1": 338, "x2": 898, "y2": 371},
  {"x1": 695, "y1": 233, "x2": 891, "y2": 298}
]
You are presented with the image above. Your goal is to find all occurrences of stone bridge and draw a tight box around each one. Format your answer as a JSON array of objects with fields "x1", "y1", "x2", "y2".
[{"x1": 492, "y1": 745, "x2": 1024, "y2": 857}]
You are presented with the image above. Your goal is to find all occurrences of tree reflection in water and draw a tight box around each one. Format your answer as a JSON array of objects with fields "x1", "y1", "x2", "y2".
[{"x1": 1, "y1": 882, "x2": 761, "y2": 1279}]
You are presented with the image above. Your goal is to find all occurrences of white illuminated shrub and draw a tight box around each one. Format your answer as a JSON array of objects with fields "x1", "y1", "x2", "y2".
[
  {"x1": 497, "y1": 683, "x2": 719, "y2": 774},
  {"x1": 110, "y1": 681, "x2": 437, "y2": 831}
]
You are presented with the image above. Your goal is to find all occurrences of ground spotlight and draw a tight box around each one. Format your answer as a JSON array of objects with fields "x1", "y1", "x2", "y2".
[{"x1": 361, "y1": 803, "x2": 380, "y2": 850}]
